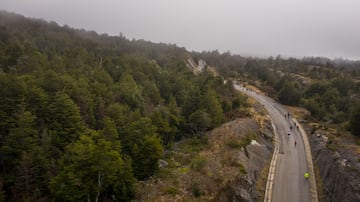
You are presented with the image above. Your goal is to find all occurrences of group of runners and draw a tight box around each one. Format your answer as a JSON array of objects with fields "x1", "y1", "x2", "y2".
[{"x1": 285, "y1": 112, "x2": 309, "y2": 180}]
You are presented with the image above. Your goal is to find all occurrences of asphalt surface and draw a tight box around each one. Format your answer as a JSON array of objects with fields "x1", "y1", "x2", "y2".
[{"x1": 235, "y1": 84, "x2": 311, "y2": 202}]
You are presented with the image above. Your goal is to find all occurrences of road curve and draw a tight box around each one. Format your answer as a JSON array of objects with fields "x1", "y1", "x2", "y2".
[{"x1": 234, "y1": 84, "x2": 315, "y2": 202}]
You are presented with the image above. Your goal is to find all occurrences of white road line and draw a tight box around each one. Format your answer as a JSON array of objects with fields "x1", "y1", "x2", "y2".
[
  {"x1": 292, "y1": 118, "x2": 318, "y2": 202},
  {"x1": 264, "y1": 117, "x2": 279, "y2": 202}
]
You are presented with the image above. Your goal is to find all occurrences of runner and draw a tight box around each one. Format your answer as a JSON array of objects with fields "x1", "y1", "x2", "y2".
[{"x1": 304, "y1": 172, "x2": 309, "y2": 179}]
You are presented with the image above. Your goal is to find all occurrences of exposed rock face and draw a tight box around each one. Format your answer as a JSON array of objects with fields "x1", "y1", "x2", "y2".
[
  {"x1": 186, "y1": 58, "x2": 204, "y2": 75},
  {"x1": 309, "y1": 131, "x2": 360, "y2": 202},
  {"x1": 186, "y1": 57, "x2": 219, "y2": 76},
  {"x1": 213, "y1": 119, "x2": 274, "y2": 202},
  {"x1": 215, "y1": 177, "x2": 252, "y2": 202}
]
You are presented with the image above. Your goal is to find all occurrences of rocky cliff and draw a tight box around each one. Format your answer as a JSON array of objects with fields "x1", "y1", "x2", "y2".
[
  {"x1": 309, "y1": 128, "x2": 360, "y2": 202},
  {"x1": 212, "y1": 116, "x2": 274, "y2": 202}
]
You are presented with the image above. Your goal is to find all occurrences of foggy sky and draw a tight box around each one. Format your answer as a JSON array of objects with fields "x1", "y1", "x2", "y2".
[{"x1": 1, "y1": 0, "x2": 360, "y2": 59}]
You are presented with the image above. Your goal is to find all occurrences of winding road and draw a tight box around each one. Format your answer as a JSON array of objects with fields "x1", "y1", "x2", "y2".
[{"x1": 234, "y1": 84, "x2": 317, "y2": 202}]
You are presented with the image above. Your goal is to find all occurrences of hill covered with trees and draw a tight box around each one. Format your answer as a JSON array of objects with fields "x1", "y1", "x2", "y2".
[
  {"x1": 1, "y1": 10, "x2": 360, "y2": 201},
  {"x1": 192, "y1": 51, "x2": 360, "y2": 136},
  {"x1": 0, "y1": 11, "x2": 248, "y2": 201}
]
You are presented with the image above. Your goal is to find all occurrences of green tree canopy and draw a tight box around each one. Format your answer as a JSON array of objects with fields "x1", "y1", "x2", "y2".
[
  {"x1": 50, "y1": 132, "x2": 135, "y2": 201},
  {"x1": 132, "y1": 135, "x2": 163, "y2": 180},
  {"x1": 48, "y1": 92, "x2": 84, "y2": 149},
  {"x1": 277, "y1": 80, "x2": 302, "y2": 106}
]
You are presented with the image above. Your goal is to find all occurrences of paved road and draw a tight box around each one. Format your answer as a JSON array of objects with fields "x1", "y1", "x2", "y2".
[{"x1": 234, "y1": 84, "x2": 311, "y2": 202}]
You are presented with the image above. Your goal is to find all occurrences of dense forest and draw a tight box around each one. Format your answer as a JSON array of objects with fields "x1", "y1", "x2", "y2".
[
  {"x1": 0, "y1": 11, "x2": 249, "y2": 201},
  {"x1": 1, "y1": 10, "x2": 360, "y2": 201}
]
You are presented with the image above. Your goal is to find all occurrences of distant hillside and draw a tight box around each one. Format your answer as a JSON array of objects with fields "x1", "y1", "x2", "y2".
[{"x1": 0, "y1": 11, "x2": 191, "y2": 67}]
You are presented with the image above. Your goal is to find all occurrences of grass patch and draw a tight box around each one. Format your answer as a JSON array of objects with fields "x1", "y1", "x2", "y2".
[
  {"x1": 155, "y1": 158, "x2": 178, "y2": 178},
  {"x1": 227, "y1": 130, "x2": 258, "y2": 149},
  {"x1": 220, "y1": 159, "x2": 247, "y2": 174},
  {"x1": 226, "y1": 139, "x2": 243, "y2": 149},
  {"x1": 326, "y1": 143, "x2": 339, "y2": 152},
  {"x1": 172, "y1": 152, "x2": 191, "y2": 165},
  {"x1": 241, "y1": 130, "x2": 257, "y2": 147},
  {"x1": 326, "y1": 137, "x2": 343, "y2": 152},
  {"x1": 238, "y1": 163, "x2": 247, "y2": 174},
  {"x1": 157, "y1": 136, "x2": 209, "y2": 179},
  {"x1": 163, "y1": 187, "x2": 180, "y2": 196},
  {"x1": 326, "y1": 136, "x2": 341, "y2": 152},
  {"x1": 180, "y1": 136, "x2": 209, "y2": 154},
  {"x1": 178, "y1": 167, "x2": 190, "y2": 174},
  {"x1": 314, "y1": 165, "x2": 326, "y2": 202},
  {"x1": 256, "y1": 159, "x2": 271, "y2": 201},
  {"x1": 156, "y1": 167, "x2": 173, "y2": 178},
  {"x1": 191, "y1": 155, "x2": 207, "y2": 171}
]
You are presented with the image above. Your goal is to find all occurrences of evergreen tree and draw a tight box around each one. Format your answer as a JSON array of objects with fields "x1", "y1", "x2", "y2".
[
  {"x1": 121, "y1": 117, "x2": 157, "y2": 155},
  {"x1": 1, "y1": 109, "x2": 38, "y2": 177},
  {"x1": 277, "y1": 80, "x2": 301, "y2": 106},
  {"x1": 199, "y1": 89, "x2": 224, "y2": 127},
  {"x1": 132, "y1": 135, "x2": 163, "y2": 180},
  {"x1": 50, "y1": 132, "x2": 135, "y2": 201},
  {"x1": 116, "y1": 74, "x2": 144, "y2": 109},
  {"x1": 48, "y1": 92, "x2": 84, "y2": 149}
]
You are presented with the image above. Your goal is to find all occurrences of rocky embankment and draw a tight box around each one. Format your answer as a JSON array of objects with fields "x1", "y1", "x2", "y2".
[
  {"x1": 308, "y1": 128, "x2": 360, "y2": 202},
  {"x1": 136, "y1": 106, "x2": 274, "y2": 201},
  {"x1": 212, "y1": 117, "x2": 273, "y2": 202}
]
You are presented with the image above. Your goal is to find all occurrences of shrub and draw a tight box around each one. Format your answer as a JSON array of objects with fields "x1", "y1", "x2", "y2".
[
  {"x1": 163, "y1": 187, "x2": 180, "y2": 196},
  {"x1": 191, "y1": 155, "x2": 207, "y2": 170},
  {"x1": 227, "y1": 131, "x2": 257, "y2": 149},
  {"x1": 226, "y1": 139, "x2": 243, "y2": 149},
  {"x1": 238, "y1": 163, "x2": 247, "y2": 174},
  {"x1": 191, "y1": 183, "x2": 202, "y2": 197}
]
